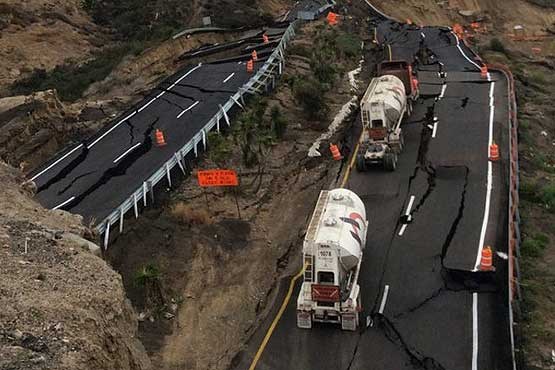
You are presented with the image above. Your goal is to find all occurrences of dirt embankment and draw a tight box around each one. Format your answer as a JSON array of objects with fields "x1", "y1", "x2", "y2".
[
  {"x1": 0, "y1": 0, "x2": 103, "y2": 94},
  {"x1": 0, "y1": 160, "x2": 152, "y2": 370}
]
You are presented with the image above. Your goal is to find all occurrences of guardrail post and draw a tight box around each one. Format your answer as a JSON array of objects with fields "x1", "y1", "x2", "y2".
[
  {"x1": 220, "y1": 104, "x2": 231, "y2": 126},
  {"x1": 174, "y1": 152, "x2": 186, "y2": 175},
  {"x1": 142, "y1": 182, "x2": 148, "y2": 206},
  {"x1": 165, "y1": 163, "x2": 172, "y2": 188},
  {"x1": 148, "y1": 180, "x2": 155, "y2": 204},
  {"x1": 194, "y1": 137, "x2": 198, "y2": 157},
  {"x1": 216, "y1": 116, "x2": 220, "y2": 132},
  {"x1": 103, "y1": 221, "x2": 110, "y2": 250},
  {"x1": 239, "y1": 89, "x2": 246, "y2": 106},
  {"x1": 119, "y1": 208, "x2": 124, "y2": 233},
  {"x1": 202, "y1": 129, "x2": 207, "y2": 150},
  {"x1": 133, "y1": 193, "x2": 139, "y2": 218}
]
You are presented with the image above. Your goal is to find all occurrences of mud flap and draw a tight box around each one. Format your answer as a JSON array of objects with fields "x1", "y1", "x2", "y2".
[
  {"x1": 341, "y1": 313, "x2": 358, "y2": 331},
  {"x1": 297, "y1": 311, "x2": 312, "y2": 329}
]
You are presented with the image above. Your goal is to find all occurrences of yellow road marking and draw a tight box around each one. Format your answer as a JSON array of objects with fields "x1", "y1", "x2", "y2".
[
  {"x1": 248, "y1": 265, "x2": 306, "y2": 370},
  {"x1": 340, "y1": 131, "x2": 364, "y2": 188},
  {"x1": 388, "y1": 44, "x2": 393, "y2": 61}
]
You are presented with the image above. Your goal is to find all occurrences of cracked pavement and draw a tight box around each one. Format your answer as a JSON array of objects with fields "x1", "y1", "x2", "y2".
[
  {"x1": 233, "y1": 6, "x2": 512, "y2": 370},
  {"x1": 30, "y1": 25, "x2": 290, "y2": 222}
]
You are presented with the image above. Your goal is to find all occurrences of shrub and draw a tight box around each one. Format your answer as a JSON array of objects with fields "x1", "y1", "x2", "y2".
[
  {"x1": 335, "y1": 33, "x2": 361, "y2": 59},
  {"x1": 292, "y1": 77, "x2": 328, "y2": 120},
  {"x1": 521, "y1": 233, "x2": 549, "y2": 258},
  {"x1": 540, "y1": 184, "x2": 555, "y2": 211},
  {"x1": 270, "y1": 106, "x2": 287, "y2": 139},
  {"x1": 489, "y1": 38, "x2": 506, "y2": 54},
  {"x1": 171, "y1": 202, "x2": 211, "y2": 225},
  {"x1": 520, "y1": 180, "x2": 540, "y2": 202},
  {"x1": 208, "y1": 132, "x2": 232, "y2": 165},
  {"x1": 135, "y1": 264, "x2": 161, "y2": 287}
]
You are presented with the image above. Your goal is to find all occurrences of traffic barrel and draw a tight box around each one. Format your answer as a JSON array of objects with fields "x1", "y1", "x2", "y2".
[
  {"x1": 489, "y1": 142, "x2": 499, "y2": 161},
  {"x1": 329, "y1": 144, "x2": 342, "y2": 161},
  {"x1": 251, "y1": 50, "x2": 258, "y2": 62},
  {"x1": 246, "y1": 59, "x2": 254, "y2": 73},
  {"x1": 155, "y1": 129, "x2": 167, "y2": 147},
  {"x1": 480, "y1": 246, "x2": 495, "y2": 271}
]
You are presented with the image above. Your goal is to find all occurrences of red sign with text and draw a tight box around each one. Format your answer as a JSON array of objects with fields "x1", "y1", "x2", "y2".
[{"x1": 197, "y1": 169, "x2": 239, "y2": 187}]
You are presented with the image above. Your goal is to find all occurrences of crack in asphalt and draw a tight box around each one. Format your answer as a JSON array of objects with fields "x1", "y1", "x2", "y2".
[
  {"x1": 124, "y1": 119, "x2": 135, "y2": 146},
  {"x1": 155, "y1": 86, "x2": 197, "y2": 102},
  {"x1": 56, "y1": 170, "x2": 96, "y2": 196},
  {"x1": 36, "y1": 144, "x2": 90, "y2": 193},
  {"x1": 164, "y1": 81, "x2": 237, "y2": 95},
  {"x1": 61, "y1": 117, "x2": 160, "y2": 212},
  {"x1": 377, "y1": 314, "x2": 448, "y2": 370},
  {"x1": 393, "y1": 286, "x2": 444, "y2": 320}
]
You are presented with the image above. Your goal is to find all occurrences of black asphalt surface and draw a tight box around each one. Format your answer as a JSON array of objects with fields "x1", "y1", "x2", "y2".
[
  {"x1": 234, "y1": 10, "x2": 512, "y2": 370},
  {"x1": 29, "y1": 25, "x2": 289, "y2": 223}
]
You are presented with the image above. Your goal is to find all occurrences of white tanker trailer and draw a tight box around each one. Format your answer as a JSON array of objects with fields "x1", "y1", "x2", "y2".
[
  {"x1": 356, "y1": 74, "x2": 408, "y2": 172},
  {"x1": 296, "y1": 188, "x2": 368, "y2": 331}
]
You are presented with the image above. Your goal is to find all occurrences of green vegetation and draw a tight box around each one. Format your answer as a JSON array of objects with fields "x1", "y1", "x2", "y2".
[
  {"x1": 11, "y1": 43, "x2": 143, "y2": 101},
  {"x1": 208, "y1": 131, "x2": 233, "y2": 166},
  {"x1": 292, "y1": 77, "x2": 328, "y2": 120},
  {"x1": 270, "y1": 106, "x2": 287, "y2": 139},
  {"x1": 489, "y1": 38, "x2": 507, "y2": 54},
  {"x1": 521, "y1": 233, "x2": 549, "y2": 258},
  {"x1": 134, "y1": 263, "x2": 161, "y2": 287}
]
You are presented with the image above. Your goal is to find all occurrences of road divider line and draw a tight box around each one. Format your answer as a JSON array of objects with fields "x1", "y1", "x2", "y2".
[
  {"x1": 432, "y1": 119, "x2": 438, "y2": 138},
  {"x1": 223, "y1": 72, "x2": 235, "y2": 83},
  {"x1": 439, "y1": 84, "x2": 447, "y2": 100},
  {"x1": 52, "y1": 196, "x2": 75, "y2": 210},
  {"x1": 248, "y1": 265, "x2": 305, "y2": 370},
  {"x1": 452, "y1": 32, "x2": 481, "y2": 71},
  {"x1": 472, "y1": 292, "x2": 478, "y2": 370},
  {"x1": 87, "y1": 64, "x2": 202, "y2": 149},
  {"x1": 29, "y1": 144, "x2": 84, "y2": 182},
  {"x1": 398, "y1": 195, "x2": 415, "y2": 236},
  {"x1": 340, "y1": 131, "x2": 364, "y2": 188},
  {"x1": 177, "y1": 101, "x2": 200, "y2": 118},
  {"x1": 475, "y1": 80, "x2": 495, "y2": 269},
  {"x1": 378, "y1": 285, "x2": 390, "y2": 314},
  {"x1": 113, "y1": 143, "x2": 142, "y2": 163}
]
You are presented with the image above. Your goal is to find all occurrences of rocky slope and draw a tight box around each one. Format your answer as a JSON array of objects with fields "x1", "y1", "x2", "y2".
[{"x1": 0, "y1": 160, "x2": 152, "y2": 370}]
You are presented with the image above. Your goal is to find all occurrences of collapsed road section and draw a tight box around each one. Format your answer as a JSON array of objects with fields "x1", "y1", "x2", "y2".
[{"x1": 234, "y1": 2, "x2": 513, "y2": 370}]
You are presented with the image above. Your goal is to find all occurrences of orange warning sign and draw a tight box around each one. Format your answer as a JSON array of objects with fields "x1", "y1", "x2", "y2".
[{"x1": 197, "y1": 169, "x2": 239, "y2": 187}]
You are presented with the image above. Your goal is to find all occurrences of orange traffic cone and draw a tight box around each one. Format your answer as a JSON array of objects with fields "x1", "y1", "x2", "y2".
[
  {"x1": 262, "y1": 34, "x2": 269, "y2": 44},
  {"x1": 329, "y1": 144, "x2": 342, "y2": 161},
  {"x1": 480, "y1": 65, "x2": 488, "y2": 78},
  {"x1": 246, "y1": 59, "x2": 254, "y2": 73},
  {"x1": 489, "y1": 142, "x2": 499, "y2": 161},
  {"x1": 155, "y1": 129, "x2": 166, "y2": 147},
  {"x1": 251, "y1": 50, "x2": 258, "y2": 61},
  {"x1": 327, "y1": 12, "x2": 338, "y2": 26},
  {"x1": 480, "y1": 246, "x2": 495, "y2": 271}
]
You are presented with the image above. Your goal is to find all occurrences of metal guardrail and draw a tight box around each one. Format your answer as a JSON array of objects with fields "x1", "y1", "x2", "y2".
[
  {"x1": 488, "y1": 62, "x2": 521, "y2": 370},
  {"x1": 97, "y1": 21, "x2": 298, "y2": 246}
]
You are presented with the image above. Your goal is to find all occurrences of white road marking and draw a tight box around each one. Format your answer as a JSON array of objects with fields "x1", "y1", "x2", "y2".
[
  {"x1": 439, "y1": 84, "x2": 447, "y2": 99},
  {"x1": 223, "y1": 72, "x2": 235, "y2": 83},
  {"x1": 378, "y1": 285, "x2": 390, "y2": 314},
  {"x1": 420, "y1": 32, "x2": 426, "y2": 38},
  {"x1": 29, "y1": 144, "x2": 84, "y2": 181},
  {"x1": 452, "y1": 32, "x2": 481, "y2": 70},
  {"x1": 432, "y1": 120, "x2": 438, "y2": 138},
  {"x1": 113, "y1": 143, "x2": 142, "y2": 163},
  {"x1": 52, "y1": 196, "x2": 75, "y2": 210},
  {"x1": 177, "y1": 101, "x2": 200, "y2": 118},
  {"x1": 87, "y1": 64, "x2": 202, "y2": 149},
  {"x1": 472, "y1": 292, "x2": 478, "y2": 370},
  {"x1": 398, "y1": 195, "x2": 415, "y2": 236},
  {"x1": 475, "y1": 80, "x2": 496, "y2": 269}
]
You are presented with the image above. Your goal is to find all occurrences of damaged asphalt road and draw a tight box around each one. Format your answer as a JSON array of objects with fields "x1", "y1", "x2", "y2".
[
  {"x1": 29, "y1": 25, "x2": 290, "y2": 223},
  {"x1": 233, "y1": 6, "x2": 512, "y2": 370}
]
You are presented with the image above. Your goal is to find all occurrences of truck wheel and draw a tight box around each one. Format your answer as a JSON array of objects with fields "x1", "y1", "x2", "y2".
[
  {"x1": 356, "y1": 155, "x2": 366, "y2": 172},
  {"x1": 384, "y1": 153, "x2": 397, "y2": 171}
]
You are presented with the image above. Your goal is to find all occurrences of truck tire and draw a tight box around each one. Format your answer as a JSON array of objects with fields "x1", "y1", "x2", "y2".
[
  {"x1": 384, "y1": 153, "x2": 397, "y2": 171},
  {"x1": 356, "y1": 155, "x2": 366, "y2": 172}
]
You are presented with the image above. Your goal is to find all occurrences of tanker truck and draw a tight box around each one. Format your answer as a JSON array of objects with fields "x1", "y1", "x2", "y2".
[
  {"x1": 356, "y1": 61, "x2": 418, "y2": 172},
  {"x1": 296, "y1": 188, "x2": 367, "y2": 331}
]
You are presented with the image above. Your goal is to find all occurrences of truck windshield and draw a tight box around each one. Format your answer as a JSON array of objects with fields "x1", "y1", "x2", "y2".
[
  {"x1": 371, "y1": 119, "x2": 384, "y2": 128},
  {"x1": 318, "y1": 271, "x2": 335, "y2": 284}
]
